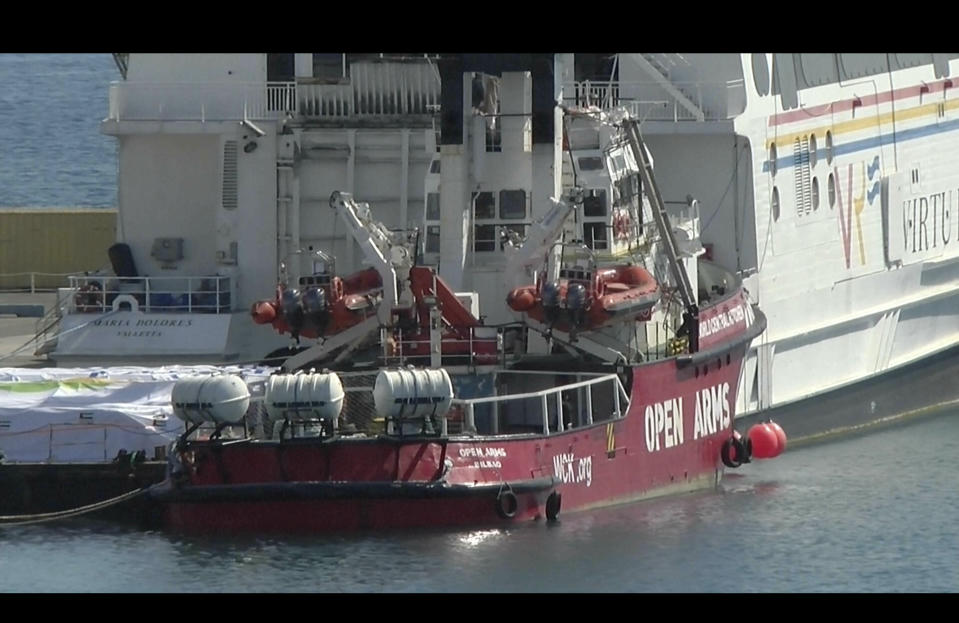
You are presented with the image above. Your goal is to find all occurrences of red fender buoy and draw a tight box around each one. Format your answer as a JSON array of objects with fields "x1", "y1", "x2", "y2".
[
  {"x1": 768, "y1": 420, "x2": 787, "y2": 457},
  {"x1": 748, "y1": 423, "x2": 779, "y2": 459}
]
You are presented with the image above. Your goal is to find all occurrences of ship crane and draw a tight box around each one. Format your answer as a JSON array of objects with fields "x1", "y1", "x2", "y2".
[
  {"x1": 277, "y1": 192, "x2": 496, "y2": 372},
  {"x1": 502, "y1": 188, "x2": 582, "y2": 284},
  {"x1": 328, "y1": 191, "x2": 416, "y2": 326}
]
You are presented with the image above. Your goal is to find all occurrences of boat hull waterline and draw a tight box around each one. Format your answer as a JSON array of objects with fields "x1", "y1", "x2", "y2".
[{"x1": 151, "y1": 302, "x2": 763, "y2": 533}]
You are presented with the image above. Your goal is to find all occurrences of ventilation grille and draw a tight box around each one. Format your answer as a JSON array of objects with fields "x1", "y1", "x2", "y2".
[
  {"x1": 794, "y1": 136, "x2": 812, "y2": 216},
  {"x1": 222, "y1": 141, "x2": 238, "y2": 211}
]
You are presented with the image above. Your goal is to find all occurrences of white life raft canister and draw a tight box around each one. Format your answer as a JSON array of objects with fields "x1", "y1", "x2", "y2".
[
  {"x1": 264, "y1": 372, "x2": 345, "y2": 423},
  {"x1": 171, "y1": 374, "x2": 251, "y2": 425},
  {"x1": 372, "y1": 367, "x2": 453, "y2": 420}
]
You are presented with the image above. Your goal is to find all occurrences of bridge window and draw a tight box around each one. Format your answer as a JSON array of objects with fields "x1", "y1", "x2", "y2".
[
  {"x1": 499, "y1": 190, "x2": 528, "y2": 220},
  {"x1": 584, "y1": 222, "x2": 608, "y2": 250},
  {"x1": 578, "y1": 156, "x2": 604, "y2": 171},
  {"x1": 425, "y1": 225, "x2": 440, "y2": 254},
  {"x1": 312, "y1": 53, "x2": 345, "y2": 81},
  {"x1": 583, "y1": 189, "x2": 607, "y2": 217},
  {"x1": 426, "y1": 193, "x2": 440, "y2": 220},
  {"x1": 474, "y1": 225, "x2": 496, "y2": 252},
  {"x1": 473, "y1": 192, "x2": 495, "y2": 219}
]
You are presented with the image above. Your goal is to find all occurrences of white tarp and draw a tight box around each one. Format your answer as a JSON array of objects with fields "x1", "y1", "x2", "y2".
[{"x1": 0, "y1": 365, "x2": 274, "y2": 463}]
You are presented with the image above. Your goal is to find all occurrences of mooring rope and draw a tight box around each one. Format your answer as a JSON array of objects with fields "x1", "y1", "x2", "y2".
[{"x1": 0, "y1": 485, "x2": 151, "y2": 527}]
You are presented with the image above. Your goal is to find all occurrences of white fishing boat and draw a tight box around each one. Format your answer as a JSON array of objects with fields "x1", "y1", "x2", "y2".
[{"x1": 30, "y1": 53, "x2": 959, "y2": 444}]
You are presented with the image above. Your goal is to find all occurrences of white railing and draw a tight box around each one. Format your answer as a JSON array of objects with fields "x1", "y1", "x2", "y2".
[
  {"x1": 450, "y1": 371, "x2": 629, "y2": 437},
  {"x1": 108, "y1": 63, "x2": 440, "y2": 122},
  {"x1": 67, "y1": 274, "x2": 234, "y2": 314},
  {"x1": 108, "y1": 82, "x2": 296, "y2": 122},
  {"x1": 0, "y1": 271, "x2": 80, "y2": 293},
  {"x1": 562, "y1": 80, "x2": 746, "y2": 121}
]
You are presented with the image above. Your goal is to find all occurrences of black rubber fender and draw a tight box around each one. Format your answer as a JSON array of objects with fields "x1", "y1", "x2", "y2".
[
  {"x1": 720, "y1": 437, "x2": 745, "y2": 469},
  {"x1": 545, "y1": 491, "x2": 562, "y2": 523},
  {"x1": 495, "y1": 490, "x2": 518, "y2": 519}
]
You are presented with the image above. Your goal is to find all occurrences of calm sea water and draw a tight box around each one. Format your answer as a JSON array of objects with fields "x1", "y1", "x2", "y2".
[
  {"x1": 0, "y1": 409, "x2": 956, "y2": 593},
  {"x1": 0, "y1": 53, "x2": 117, "y2": 208}
]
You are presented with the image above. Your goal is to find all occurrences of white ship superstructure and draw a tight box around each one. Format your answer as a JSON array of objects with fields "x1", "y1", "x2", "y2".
[
  {"x1": 48, "y1": 53, "x2": 959, "y2": 429},
  {"x1": 606, "y1": 53, "x2": 959, "y2": 419}
]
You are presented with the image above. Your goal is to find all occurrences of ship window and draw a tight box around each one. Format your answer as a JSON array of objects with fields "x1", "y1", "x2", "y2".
[
  {"x1": 501, "y1": 224, "x2": 526, "y2": 250},
  {"x1": 267, "y1": 53, "x2": 295, "y2": 82},
  {"x1": 499, "y1": 190, "x2": 527, "y2": 220},
  {"x1": 614, "y1": 174, "x2": 640, "y2": 207},
  {"x1": 769, "y1": 143, "x2": 777, "y2": 176},
  {"x1": 583, "y1": 190, "x2": 607, "y2": 217},
  {"x1": 426, "y1": 193, "x2": 440, "y2": 221},
  {"x1": 810, "y1": 134, "x2": 818, "y2": 168},
  {"x1": 473, "y1": 192, "x2": 495, "y2": 219},
  {"x1": 812, "y1": 177, "x2": 820, "y2": 211},
  {"x1": 473, "y1": 225, "x2": 496, "y2": 252},
  {"x1": 584, "y1": 222, "x2": 608, "y2": 250},
  {"x1": 578, "y1": 156, "x2": 604, "y2": 171},
  {"x1": 828, "y1": 173, "x2": 836, "y2": 208},
  {"x1": 426, "y1": 225, "x2": 440, "y2": 253},
  {"x1": 429, "y1": 159, "x2": 441, "y2": 174},
  {"x1": 826, "y1": 131, "x2": 834, "y2": 165},
  {"x1": 485, "y1": 118, "x2": 502, "y2": 153},
  {"x1": 752, "y1": 54, "x2": 770, "y2": 96},
  {"x1": 312, "y1": 53, "x2": 345, "y2": 81},
  {"x1": 772, "y1": 186, "x2": 780, "y2": 222}
]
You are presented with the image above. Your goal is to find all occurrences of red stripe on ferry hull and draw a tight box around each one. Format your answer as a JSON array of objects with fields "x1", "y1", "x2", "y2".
[{"x1": 768, "y1": 76, "x2": 956, "y2": 126}]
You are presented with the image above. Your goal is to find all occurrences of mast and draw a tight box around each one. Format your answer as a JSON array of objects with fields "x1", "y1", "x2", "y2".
[{"x1": 621, "y1": 118, "x2": 700, "y2": 352}]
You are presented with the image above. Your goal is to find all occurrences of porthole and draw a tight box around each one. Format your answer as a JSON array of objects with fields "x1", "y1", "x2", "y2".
[
  {"x1": 828, "y1": 173, "x2": 836, "y2": 208},
  {"x1": 812, "y1": 177, "x2": 820, "y2": 211},
  {"x1": 772, "y1": 186, "x2": 780, "y2": 221},
  {"x1": 826, "y1": 130, "x2": 834, "y2": 165},
  {"x1": 810, "y1": 134, "x2": 818, "y2": 168},
  {"x1": 769, "y1": 143, "x2": 777, "y2": 177}
]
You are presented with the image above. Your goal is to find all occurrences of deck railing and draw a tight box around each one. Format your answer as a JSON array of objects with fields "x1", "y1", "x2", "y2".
[
  {"x1": 108, "y1": 64, "x2": 440, "y2": 122},
  {"x1": 562, "y1": 80, "x2": 746, "y2": 121},
  {"x1": 0, "y1": 271, "x2": 79, "y2": 293},
  {"x1": 67, "y1": 274, "x2": 234, "y2": 314},
  {"x1": 450, "y1": 371, "x2": 629, "y2": 437}
]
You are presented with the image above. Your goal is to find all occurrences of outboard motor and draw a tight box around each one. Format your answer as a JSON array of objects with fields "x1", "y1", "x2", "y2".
[
  {"x1": 541, "y1": 281, "x2": 562, "y2": 325},
  {"x1": 300, "y1": 287, "x2": 329, "y2": 336},
  {"x1": 280, "y1": 288, "x2": 304, "y2": 341},
  {"x1": 566, "y1": 282, "x2": 588, "y2": 329}
]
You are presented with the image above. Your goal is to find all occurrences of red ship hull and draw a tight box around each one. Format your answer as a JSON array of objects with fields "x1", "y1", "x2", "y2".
[{"x1": 151, "y1": 289, "x2": 764, "y2": 533}]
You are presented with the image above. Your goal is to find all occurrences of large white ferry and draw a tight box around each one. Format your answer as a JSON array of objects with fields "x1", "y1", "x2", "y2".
[{"x1": 45, "y1": 53, "x2": 959, "y2": 442}]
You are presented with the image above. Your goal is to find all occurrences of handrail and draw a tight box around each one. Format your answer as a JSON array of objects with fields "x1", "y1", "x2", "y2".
[
  {"x1": 67, "y1": 274, "x2": 234, "y2": 314},
  {"x1": 0, "y1": 271, "x2": 84, "y2": 293},
  {"x1": 562, "y1": 79, "x2": 746, "y2": 121},
  {"x1": 451, "y1": 372, "x2": 629, "y2": 436}
]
